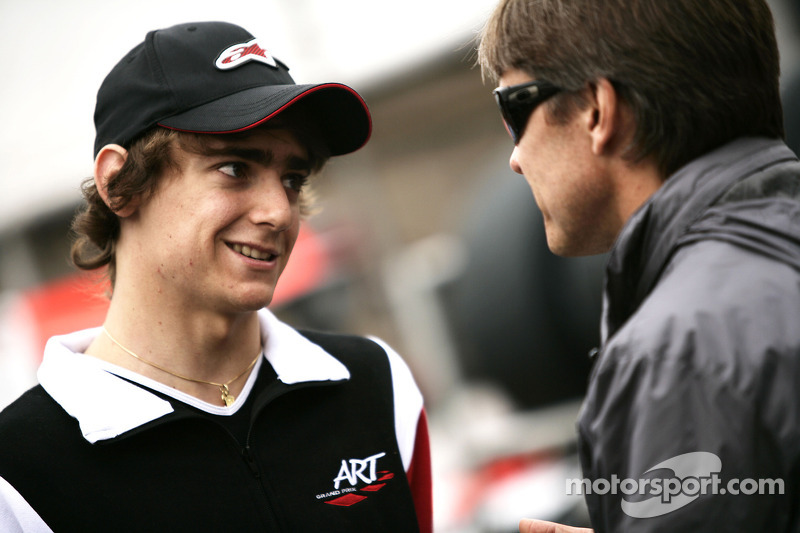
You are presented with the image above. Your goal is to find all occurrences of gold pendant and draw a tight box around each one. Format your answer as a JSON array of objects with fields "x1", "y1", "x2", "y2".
[{"x1": 220, "y1": 384, "x2": 234, "y2": 407}]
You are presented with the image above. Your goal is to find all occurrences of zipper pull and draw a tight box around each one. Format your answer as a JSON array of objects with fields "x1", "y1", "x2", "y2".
[{"x1": 242, "y1": 446, "x2": 261, "y2": 478}]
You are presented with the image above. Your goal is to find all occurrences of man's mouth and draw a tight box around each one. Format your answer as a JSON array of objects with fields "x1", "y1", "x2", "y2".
[{"x1": 229, "y1": 243, "x2": 278, "y2": 262}]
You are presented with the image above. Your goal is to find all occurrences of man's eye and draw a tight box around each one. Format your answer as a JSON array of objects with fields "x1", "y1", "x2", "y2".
[
  {"x1": 218, "y1": 162, "x2": 246, "y2": 178},
  {"x1": 283, "y1": 174, "x2": 309, "y2": 192}
]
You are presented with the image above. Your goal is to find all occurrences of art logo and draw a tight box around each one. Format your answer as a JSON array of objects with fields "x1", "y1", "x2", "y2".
[
  {"x1": 316, "y1": 452, "x2": 396, "y2": 507},
  {"x1": 215, "y1": 38, "x2": 278, "y2": 70}
]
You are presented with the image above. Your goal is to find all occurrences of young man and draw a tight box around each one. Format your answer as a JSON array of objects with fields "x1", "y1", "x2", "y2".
[
  {"x1": 479, "y1": 1, "x2": 800, "y2": 532},
  {"x1": 0, "y1": 22, "x2": 432, "y2": 532}
]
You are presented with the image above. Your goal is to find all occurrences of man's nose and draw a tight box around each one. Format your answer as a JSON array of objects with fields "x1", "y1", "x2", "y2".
[
  {"x1": 249, "y1": 175, "x2": 294, "y2": 231},
  {"x1": 509, "y1": 145, "x2": 523, "y2": 175}
]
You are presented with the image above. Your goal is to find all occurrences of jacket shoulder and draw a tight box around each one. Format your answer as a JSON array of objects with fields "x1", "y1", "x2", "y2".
[
  {"x1": 0, "y1": 385, "x2": 86, "y2": 478},
  {"x1": 0, "y1": 385, "x2": 67, "y2": 433},
  {"x1": 613, "y1": 239, "x2": 800, "y2": 358},
  {"x1": 296, "y1": 330, "x2": 393, "y2": 377}
]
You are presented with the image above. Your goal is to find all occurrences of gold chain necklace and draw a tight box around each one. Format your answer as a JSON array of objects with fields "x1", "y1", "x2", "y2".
[{"x1": 102, "y1": 326, "x2": 261, "y2": 407}]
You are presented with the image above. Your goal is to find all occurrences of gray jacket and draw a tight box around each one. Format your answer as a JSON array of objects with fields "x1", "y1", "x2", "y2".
[{"x1": 578, "y1": 138, "x2": 800, "y2": 532}]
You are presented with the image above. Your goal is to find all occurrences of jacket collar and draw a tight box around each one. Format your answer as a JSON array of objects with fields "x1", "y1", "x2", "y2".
[
  {"x1": 602, "y1": 137, "x2": 797, "y2": 343},
  {"x1": 38, "y1": 308, "x2": 350, "y2": 443}
]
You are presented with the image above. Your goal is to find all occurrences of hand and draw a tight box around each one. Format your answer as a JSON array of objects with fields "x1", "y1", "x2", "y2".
[{"x1": 519, "y1": 518, "x2": 594, "y2": 533}]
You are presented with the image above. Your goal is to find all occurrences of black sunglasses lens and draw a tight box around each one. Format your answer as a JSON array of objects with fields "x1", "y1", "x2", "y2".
[
  {"x1": 496, "y1": 81, "x2": 563, "y2": 143},
  {"x1": 502, "y1": 120, "x2": 519, "y2": 144},
  {"x1": 495, "y1": 89, "x2": 521, "y2": 143}
]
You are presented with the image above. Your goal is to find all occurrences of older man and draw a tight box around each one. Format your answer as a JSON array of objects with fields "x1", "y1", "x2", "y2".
[{"x1": 479, "y1": 1, "x2": 800, "y2": 531}]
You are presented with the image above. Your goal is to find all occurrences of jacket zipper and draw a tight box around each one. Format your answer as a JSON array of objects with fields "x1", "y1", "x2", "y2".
[{"x1": 242, "y1": 445, "x2": 261, "y2": 479}]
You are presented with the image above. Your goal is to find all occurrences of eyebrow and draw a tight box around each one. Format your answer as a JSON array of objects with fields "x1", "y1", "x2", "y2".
[{"x1": 202, "y1": 146, "x2": 312, "y2": 172}]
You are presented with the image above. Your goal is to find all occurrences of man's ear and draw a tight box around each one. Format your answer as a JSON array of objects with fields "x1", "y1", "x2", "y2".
[
  {"x1": 94, "y1": 144, "x2": 137, "y2": 217},
  {"x1": 587, "y1": 78, "x2": 624, "y2": 156}
]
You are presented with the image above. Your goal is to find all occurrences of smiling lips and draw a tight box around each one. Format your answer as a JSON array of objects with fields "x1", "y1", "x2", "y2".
[{"x1": 229, "y1": 243, "x2": 278, "y2": 262}]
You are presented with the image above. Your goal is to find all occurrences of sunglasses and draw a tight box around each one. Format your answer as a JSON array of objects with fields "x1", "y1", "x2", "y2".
[{"x1": 493, "y1": 80, "x2": 562, "y2": 144}]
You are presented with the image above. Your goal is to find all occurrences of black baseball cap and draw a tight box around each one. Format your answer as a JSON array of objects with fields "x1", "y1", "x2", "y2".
[{"x1": 93, "y1": 21, "x2": 372, "y2": 157}]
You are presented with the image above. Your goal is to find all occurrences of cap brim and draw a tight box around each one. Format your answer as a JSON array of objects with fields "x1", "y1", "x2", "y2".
[{"x1": 158, "y1": 83, "x2": 371, "y2": 156}]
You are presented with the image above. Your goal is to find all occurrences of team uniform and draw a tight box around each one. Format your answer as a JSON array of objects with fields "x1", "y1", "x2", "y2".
[{"x1": 0, "y1": 309, "x2": 432, "y2": 532}]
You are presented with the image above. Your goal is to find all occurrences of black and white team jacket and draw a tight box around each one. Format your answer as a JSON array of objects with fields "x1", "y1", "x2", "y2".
[{"x1": 0, "y1": 309, "x2": 432, "y2": 532}]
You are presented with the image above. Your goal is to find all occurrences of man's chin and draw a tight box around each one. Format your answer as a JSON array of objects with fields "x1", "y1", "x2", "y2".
[
  {"x1": 546, "y1": 233, "x2": 610, "y2": 258},
  {"x1": 223, "y1": 290, "x2": 276, "y2": 314}
]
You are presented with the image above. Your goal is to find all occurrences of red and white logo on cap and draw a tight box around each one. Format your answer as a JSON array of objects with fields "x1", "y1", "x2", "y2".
[{"x1": 215, "y1": 38, "x2": 278, "y2": 70}]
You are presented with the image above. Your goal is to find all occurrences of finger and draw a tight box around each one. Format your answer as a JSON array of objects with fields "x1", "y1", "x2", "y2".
[{"x1": 519, "y1": 518, "x2": 594, "y2": 533}]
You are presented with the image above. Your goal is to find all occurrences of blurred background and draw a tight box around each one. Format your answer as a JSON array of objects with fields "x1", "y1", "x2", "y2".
[{"x1": 1, "y1": 1, "x2": 799, "y2": 531}]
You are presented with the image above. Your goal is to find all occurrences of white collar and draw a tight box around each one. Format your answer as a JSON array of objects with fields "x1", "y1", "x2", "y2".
[{"x1": 37, "y1": 308, "x2": 350, "y2": 444}]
